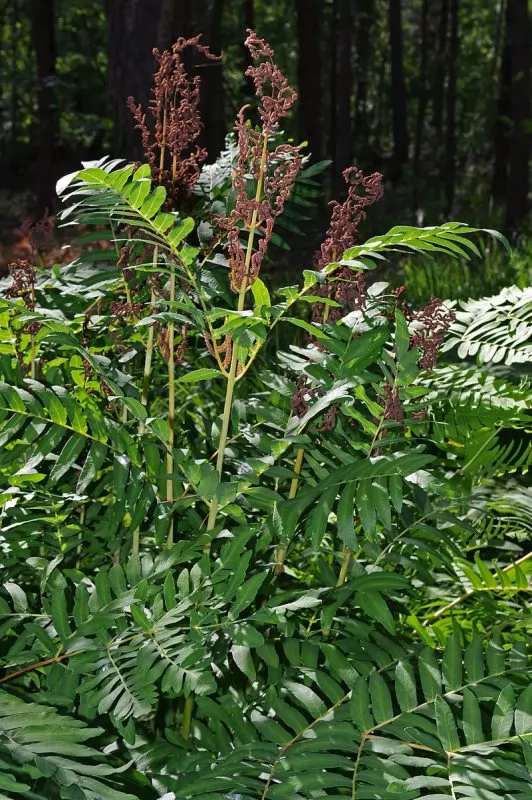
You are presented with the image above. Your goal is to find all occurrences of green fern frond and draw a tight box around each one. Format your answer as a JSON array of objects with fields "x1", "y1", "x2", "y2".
[
  {"x1": 0, "y1": 379, "x2": 153, "y2": 493},
  {"x1": 57, "y1": 158, "x2": 197, "y2": 270},
  {"x1": 443, "y1": 285, "x2": 532, "y2": 366},
  {"x1": 466, "y1": 481, "x2": 532, "y2": 543},
  {"x1": 133, "y1": 633, "x2": 532, "y2": 800},
  {"x1": 417, "y1": 364, "x2": 532, "y2": 478},
  {"x1": 339, "y1": 222, "x2": 507, "y2": 271},
  {"x1": 421, "y1": 364, "x2": 531, "y2": 422},
  {"x1": 0, "y1": 690, "x2": 139, "y2": 800}
]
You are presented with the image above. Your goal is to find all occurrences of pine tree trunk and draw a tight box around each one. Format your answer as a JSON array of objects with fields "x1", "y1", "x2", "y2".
[
  {"x1": 412, "y1": 0, "x2": 429, "y2": 213},
  {"x1": 29, "y1": 0, "x2": 57, "y2": 213},
  {"x1": 105, "y1": 0, "x2": 162, "y2": 160},
  {"x1": 159, "y1": 0, "x2": 225, "y2": 162},
  {"x1": 388, "y1": 0, "x2": 409, "y2": 181},
  {"x1": 492, "y1": 1, "x2": 511, "y2": 201},
  {"x1": 242, "y1": 0, "x2": 255, "y2": 100},
  {"x1": 505, "y1": 0, "x2": 531, "y2": 232},
  {"x1": 9, "y1": 0, "x2": 19, "y2": 147},
  {"x1": 332, "y1": 0, "x2": 353, "y2": 193},
  {"x1": 296, "y1": 0, "x2": 324, "y2": 161},
  {"x1": 443, "y1": 0, "x2": 459, "y2": 217},
  {"x1": 431, "y1": 0, "x2": 448, "y2": 136},
  {"x1": 202, "y1": 0, "x2": 225, "y2": 161},
  {"x1": 354, "y1": 0, "x2": 376, "y2": 159},
  {"x1": 157, "y1": 0, "x2": 178, "y2": 50},
  {"x1": 329, "y1": 0, "x2": 338, "y2": 185}
]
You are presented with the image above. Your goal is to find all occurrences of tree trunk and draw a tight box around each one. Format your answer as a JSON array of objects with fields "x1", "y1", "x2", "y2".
[
  {"x1": 491, "y1": 1, "x2": 511, "y2": 201},
  {"x1": 431, "y1": 0, "x2": 448, "y2": 136},
  {"x1": 296, "y1": 0, "x2": 324, "y2": 161},
  {"x1": 242, "y1": 0, "x2": 255, "y2": 100},
  {"x1": 157, "y1": 0, "x2": 179, "y2": 50},
  {"x1": 201, "y1": 0, "x2": 226, "y2": 161},
  {"x1": 105, "y1": 0, "x2": 162, "y2": 160},
  {"x1": 29, "y1": 0, "x2": 57, "y2": 213},
  {"x1": 374, "y1": 61, "x2": 387, "y2": 163},
  {"x1": 354, "y1": 0, "x2": 375, "y2": 160},
  {"x1": 443, "y1": 0, "x2": 459, "y2": 217},
  {"x1": 388, "y1": 0, "x2": 409, "y2": 181},
  {"x1": 329, "y1": 0, "x2": 338, "y2": 186},
  {"x1": 412, "y1": 0, "x2": 429, "y2": 213},
  {"x1": 332, "y1": 0, "x2": 353, "y2": 193},
  {"x1": 159, "y1": 0, "x2": 211, "y2": 44},
  {"x1": 158, "y1": 0, "x2": 225, "y2": 163},
  {"x1": 10, "y1": 0, "x2": 19, "y2": 147},
  {"x1": 505, "y1": 0, "x2": 530, "y2": 232}
]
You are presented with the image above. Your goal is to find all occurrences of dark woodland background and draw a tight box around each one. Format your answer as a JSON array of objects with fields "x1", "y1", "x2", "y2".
[{"x1": 1, "y1": 0, "x2": 530, "y2": 248}]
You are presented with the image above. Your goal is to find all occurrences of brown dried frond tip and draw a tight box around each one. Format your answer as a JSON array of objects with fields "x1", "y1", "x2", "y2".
[
  {"x1": 3, "y1": 259, "x2": 41, "y2": 335},
  {"x1": 311, "y1": 168, "x2": 383, "y2": 325},
  {"x1": 128, "y1": 35, "x2": 220, "y2": 203},
  {"x1": 410, "y1": 297, "x2": 455, "y2": 369},
  {"x1": 109, "y1": 301, "x2": 143, "y2": 320},
  {"x1": 3, "y1": 260, "x2": 35, "y2": 300},
  {"x1": 214, "y1": 30, "x2": 301, "y2": 293},
  {"x1": 244, "y1": 30, "x2": 297, "y2": 134},
  {"x1": 318, "y1": 167, "x2": 383, "y2": 271},
  {"x1": 383, "y1": 383, "x2": 404, "y2": 424}
]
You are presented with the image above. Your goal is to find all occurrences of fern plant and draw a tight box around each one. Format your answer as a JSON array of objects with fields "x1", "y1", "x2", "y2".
[
  {"x1": 0, "y1": 28, "x2": 530, "y2": 800},
  {"x1": 442, "y1": 285, "x2": 532, "y2": 367}
]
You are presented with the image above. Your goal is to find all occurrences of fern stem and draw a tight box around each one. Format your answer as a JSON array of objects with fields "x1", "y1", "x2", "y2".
[
  {"x1": 131, "y1": 528, "x2": 140, "y2": 559},
  {"x1": 205, "y1": 353, "x2": 239, "y2": 536},
  {"x1": 30, "y1": 336, "x2": 36, "y2": 380},
  {"x1": 337, "y1": 546, "x2": 352, "y2": 586},
  {"x1": 322, "y1": 546, "x2": 353, "y2": 638},
  {"x1": 273, "y1": 446, "x2": 305, "y2": 574},
  {"x1": 164, "y1": 101, "x2": 182, "y2": 549},
  {"x1": 30, "y1": 281, "x2": 36, "y2": 380},
  {"x1": 159, "y1": 106, "x2": 167, "y2": 174},
  {"x1": 139, "y1": 260, "x2": 158, "y2": 434},
  {"x1": 205, "y1": 136, "x2": 269, "y2": 544},
  {"x1": 132, "y1": 249, "x2": 159, "y2": 557},
  {"x1": 351, "y1": 733, "x2": 367, "y2": 799},
  {"x1": 166, "y1": 261, "x2": 176, "y2": 548},
  {"x1": 181, "y1": 694, "x2": 194, "y2": 740},
  {"x1": 75, "y1": 505, "x2": 86, "y2": 569},
  {"x1": 289, "y1": 446, "x2": 305, "y2": 499},
  {"x1": 139, "y1": 304, "x2": 155, "y2": 432}
]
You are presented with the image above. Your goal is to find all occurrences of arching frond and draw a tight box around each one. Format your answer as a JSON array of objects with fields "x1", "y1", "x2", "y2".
[
  {"x1": 0, "y1": 690, "x2": 139, "y2": 800},
  {"x1": 132, "y1": 633, "x2": 532, "y2": 800},
  {"x1": 443, "y1": 285, "x2": 532, "y2": 366}
]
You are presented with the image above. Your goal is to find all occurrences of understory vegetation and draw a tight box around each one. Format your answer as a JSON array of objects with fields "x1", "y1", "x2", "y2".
[{"x1": 0, "y1": 32, "x2": 531, "y2": 800}]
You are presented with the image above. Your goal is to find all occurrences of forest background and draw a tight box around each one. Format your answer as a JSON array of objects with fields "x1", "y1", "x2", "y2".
[{"x1": 1, "y1": 0, "x2": 531, "y2": 274}]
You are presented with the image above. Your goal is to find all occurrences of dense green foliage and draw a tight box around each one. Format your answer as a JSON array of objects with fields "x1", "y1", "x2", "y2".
[{"x1": 0, "y1": 29, "x2": 531, "y2": 800}]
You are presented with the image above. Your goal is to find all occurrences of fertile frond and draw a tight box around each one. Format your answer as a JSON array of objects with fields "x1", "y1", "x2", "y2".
[{"x1": 195, "y1": 131, "x2": 330, "y2": 252}]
